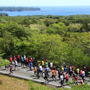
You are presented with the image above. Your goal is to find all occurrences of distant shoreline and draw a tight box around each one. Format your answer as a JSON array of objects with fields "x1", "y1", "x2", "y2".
[{"x1": 0, "y1": 7, "x2": 40, "y2": 11}]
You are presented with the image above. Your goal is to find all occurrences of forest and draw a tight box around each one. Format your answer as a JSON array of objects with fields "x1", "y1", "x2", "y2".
[
  {"x1": 0, "y1": 13, "x2": 8, "y2": 16},
  {"x1": 0, "y1": 7, "x2": 40, "y2": 11},
  {"x1": 0, "y1": 15, "x2": 90, "y2": 70}
]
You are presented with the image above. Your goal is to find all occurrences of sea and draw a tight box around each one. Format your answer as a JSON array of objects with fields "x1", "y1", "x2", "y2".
[{"x1": 0, "y1": 6, "x2": 90, "y2": 16}]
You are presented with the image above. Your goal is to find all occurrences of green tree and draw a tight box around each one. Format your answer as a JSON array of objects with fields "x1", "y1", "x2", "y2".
[{"x1": 47, "y1": 22, "x2": 68, "y2": 35}]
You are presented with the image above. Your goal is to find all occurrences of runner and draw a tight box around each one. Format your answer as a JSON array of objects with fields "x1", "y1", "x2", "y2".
[
  {"x1": 58, "y1": 68, "x2": 61, "y2": 79},
  {"x1": 24, "y1": 54, "x2": 26, "y2": 65},
  {"x1": 17, "y1": 54, "x2": 21, "y2": 64},
  {"x1": 52, "y1": 68, "x2": 56, "y2": 81},
  {"x1": 34, "y1": 66, "x2": 37, "y2": 75},
  {"x1": 61, "y1": 66, "x2": 64, "y2": 73},
  {"x1": 53, "y1": 64, "x2": 56, "y2": 69},
  {"x1": 64, "y1": 66, "x2": 67, "y2": 73},
  {"x1": 39, "y1": 65, "x2": 43, "y2": 76},
  {"x1": 37, "y1": 66, "x2": 40, "y2": 78},
  {"x1": 63, "y1": 63, "x2": 66, "y2": 67},
  {"x1": 21, "y1": 56, "x2": 24, "y2": 67},
  {"x1": 29, "y1": 60, "x2": 32, "y2": 71},
  {"x1": 66, "y1": 73, "x2": 69, "y2": 82},
  {"x1": 71, "y1": 65, "x2": 74, "y2": 72},
  {"x1": 24, "y1": 54, "x2": 26, "y2": 60},
  {"x1": 38, "y1": 61, "x2": 40, "y2": 67},
  {"x1": 45, "y1": 61, "x2": 48, "y2": 67},
  {"x1": 43, "y1": 58, "x2": 46, "y2": 65},
  {"x1": 14, "y1": 56, "x2": 17, "y2": 61},
  {"x1": 26, "y1": 57, "x2": 29, "y2": 67},
  {"x1": 83, "y1": 66, "x2": 87, "y2": 76},
  {"x1": 9, "y1": 63, "x2": 13, "y2": 74},
  {"x1": 80, "y1": 69, "x2": 83, "y2": 77},
  {"x1": 44, "y1": 68, "x2": 49, "y2": 83},
  {"x1": 14, "y1": 60, "x2": 18, "y2": 71},
  {"x1": 63, "y1": 71, "x2": 66, "y2": 82},
  {"x1": 42, "y1": 60, "x2": 44, "y2": 68},
  {"x1": 10, "y1": 56, "x2": 13, "y2": 64},
  {"x1": 50, "y1": 61, "x2": 53, "y2": 69},
  {"x1": 69, "y1": 65, "x2": 73, "y2": 77},
  {"x1": 60, "y1": 73, "x2": 64, "y2": 87},
  {"x1": 33, "y1": 57, "x2": 36, "y2": 67},
  {"x1": 80, "y1": 79, "x2": 84, "y2": 85},
  {"x1": 75, "y1": 75, "x2": 78, "y2": 85},
  {"x1": 82, "y1": 70, "x2": 85, "y2": 82},
  {"x1": 72, "y1": 71, "x2": 76, "y2": 77},
  {"x1": 30, "y1": 56, "x2": 33, "y2": 62},
  {"x1": 76, "y1": 67, "x2": 80, "y2": 76}
]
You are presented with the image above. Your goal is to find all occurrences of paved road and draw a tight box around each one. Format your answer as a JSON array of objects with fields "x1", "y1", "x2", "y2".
[{"x1": 0, "y1": 65, "x2": 90, "y2": 89}]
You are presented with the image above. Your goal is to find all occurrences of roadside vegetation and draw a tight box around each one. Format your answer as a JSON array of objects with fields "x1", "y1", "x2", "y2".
[
  {"x1": 0, "y1": 75, "x2": 29, "y2": 90},
  {"x1": 0, "y1": 75, "x2": 90, "y2": 90}
]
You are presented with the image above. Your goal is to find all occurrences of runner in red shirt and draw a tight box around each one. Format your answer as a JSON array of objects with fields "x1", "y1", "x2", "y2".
[
  {"x1": 26, "y1": 57, "x2": 29, "y2": 66},
  {"x1": 71, "y1": 65, "x2": 74, "y2": 71},
  {"x1": 17, "y1": 54, "x2": 21, "y2": 63},
  {"x1": 10, "y1": 57, "x2": 13, "y2": 63},
  {"x1": 80, "y1": 70, "x2": 83, "y2": 77},
  {"x1": 75, "y1": 75, "x2": 78, "y2": 85},
  {"x1": 30, "y1": 56, "x2": 33, "y2": 62},
  {"x1": 14, "y1": 56, "x2": 17, "y2": 61}
]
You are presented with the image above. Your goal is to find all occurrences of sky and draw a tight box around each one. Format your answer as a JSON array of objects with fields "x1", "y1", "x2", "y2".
[{"x1": 0, "y1": 0, "x2": 90, "y2": 7}]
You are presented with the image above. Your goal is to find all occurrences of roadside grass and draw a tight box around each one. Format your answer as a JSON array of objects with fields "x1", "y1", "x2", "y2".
[
  {"x1": 0, "y1": 75, "x2": 29, "y2": 90},
  {"x1": 29, "y1": 80, "x2": 68, "y2": 90},
  {"x1": 0, "y1": 75, "x2": 90, "y2": 90},
  {"x1": 71, "y1": 81, "x2": 90, "y2": 90}
]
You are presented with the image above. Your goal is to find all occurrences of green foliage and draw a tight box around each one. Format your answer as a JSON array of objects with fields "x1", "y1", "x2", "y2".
[
  {"x1": 47, "y1": 22, "x2": 68, "y2": 35},
  {"x1": 46, "y1": 27, "x2": 56, "y2": 34},
  {"x1": 21, "y1": 19, "x2": 30, "y2": 26},
  {"x1": 71, "y1": 83, "x2": 90, "y2": 90},
  {"x1": 44, "y1": 19, "x2": 56, "y2": 26},
  {"x1": 29, "y1": 80, "x2": 90, "y2": 90},
  {"x1": 28, "y1": 80, "x2": 53, "y2": 90},
  {"x1": 0, "y1": 56, "x2": 10, "y2": 67}
]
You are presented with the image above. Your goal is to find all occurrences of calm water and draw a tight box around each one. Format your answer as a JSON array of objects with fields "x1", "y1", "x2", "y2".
[{"x1": 0, "y1": 6, "x2": 90, "y2": 16}]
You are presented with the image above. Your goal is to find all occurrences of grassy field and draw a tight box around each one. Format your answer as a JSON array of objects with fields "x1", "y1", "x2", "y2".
[
  {"x1": 0, "y1": 75, "x2": 29, "y2": 90},
  {"x1": 0, "y1": 75, "x2": 90, "y2": 90},
  {"x1": 0, "y1": 75, "x2": 66, "y2": 90}
]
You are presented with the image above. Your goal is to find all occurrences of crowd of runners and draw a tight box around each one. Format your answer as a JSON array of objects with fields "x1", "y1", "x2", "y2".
[{"x1": 7, "y1": 54, "x2": 88, "y2": 86}]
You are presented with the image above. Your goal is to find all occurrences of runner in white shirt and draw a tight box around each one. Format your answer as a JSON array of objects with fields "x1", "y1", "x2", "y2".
[
  {"x1": 15, "y1": 60, "x2": 19, "y2": 71},
  {"x1": 60, "y1": 74, "x2": 64, "y2": 87},
  {"x1": 50, "y1": 61, "x2": 53, "y2": 69},
  {"x1": 82, "y1": 71, "x2": 85, "y2": 81},
  {"x1": 39, "y1": 65, "x2": 43, "y2": 76}
]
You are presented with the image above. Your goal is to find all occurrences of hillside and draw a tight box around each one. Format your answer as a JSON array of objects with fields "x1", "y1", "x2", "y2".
[{"x1": 0, "y1": 15, "x2": 90, "y2": 70}]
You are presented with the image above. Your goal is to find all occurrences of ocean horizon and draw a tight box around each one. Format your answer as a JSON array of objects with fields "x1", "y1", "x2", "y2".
[{"x1": 0, "y1": 6, "x2": 90, "y2": 16}]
